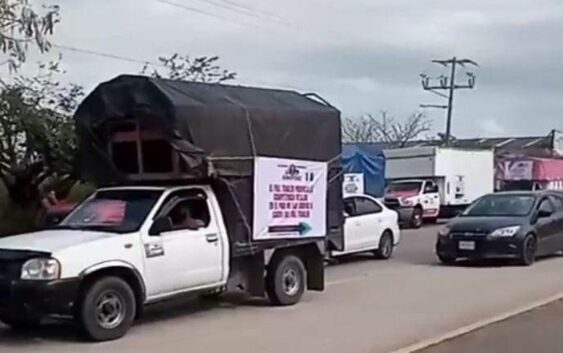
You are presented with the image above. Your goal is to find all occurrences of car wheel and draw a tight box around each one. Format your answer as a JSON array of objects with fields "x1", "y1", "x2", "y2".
[
  {"x1": 518, "y1": 234, "x2": 537, "y2": 266},
  {"x1": 410, "y1": 208, "x2": 423, "y2": 229},
  {"x1": 437, "y1": 253, "x2": 456, "y2": 265},
  {"x1": 79, "y1": 276, "x2": 136, "y2": 342},
  {"x1": 266, "y1": 255, "x2": 306, "y2": 306},
  {"x1": 374, "y1": 231, "x2": 394, "y2": 260}
]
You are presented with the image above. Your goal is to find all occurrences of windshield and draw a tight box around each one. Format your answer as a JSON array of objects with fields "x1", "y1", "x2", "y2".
[
  {"x1": 386, "y1": 182, "x2": 422, "y2": 194},
  {"x1": 58, "y1": 189, "x2": 163, "y2": 233},
  {"x1": 462, "y1": 194, "x2": 536, "y2": 217}
]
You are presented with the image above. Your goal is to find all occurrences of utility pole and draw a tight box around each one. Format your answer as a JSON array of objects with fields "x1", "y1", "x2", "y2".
[{"x1": 420, "y1": 57, "x2": 478, "y2": 145}]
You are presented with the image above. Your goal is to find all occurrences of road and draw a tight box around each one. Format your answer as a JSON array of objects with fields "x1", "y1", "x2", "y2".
[
  {"x1": 418, "y1": 299, "x2": 563, "y2": 353},
  {"x1": 3, "y1": 224, "x2": 563, "y2": 353}
]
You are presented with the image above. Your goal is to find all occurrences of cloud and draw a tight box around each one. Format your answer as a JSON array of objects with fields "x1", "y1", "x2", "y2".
[{"x1": 12, "y1": 0, "x2": 563, "y2": 138}]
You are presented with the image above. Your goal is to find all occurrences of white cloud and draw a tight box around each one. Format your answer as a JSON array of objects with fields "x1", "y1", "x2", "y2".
[{"x1": 14, "y1": 0, "x2": 563, "y2": 137}]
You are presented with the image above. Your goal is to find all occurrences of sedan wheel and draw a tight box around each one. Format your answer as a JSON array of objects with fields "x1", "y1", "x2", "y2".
[
  {"x1": 374, "y1": 232, "x2": 394, "y2": 260},
  {"x1": 518, "y1": 234, "x2": 537, "y2": 266}
]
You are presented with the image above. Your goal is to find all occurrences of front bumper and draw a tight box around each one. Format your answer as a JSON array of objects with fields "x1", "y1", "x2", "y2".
[
  {"x1": 0, "y1": 278, "x2": 80, "y2": 320},
  {"x1": 436, "y1": 235, "x2": 523, "y2": 260},
  {"x1": 385, "y1": 206, "x2": 414, "y2": 224}
]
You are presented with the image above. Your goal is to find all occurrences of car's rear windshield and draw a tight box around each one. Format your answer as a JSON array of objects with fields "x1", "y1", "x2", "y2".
[
  {"x1": 57, "y1": 189, "x2": 163, "y2": 233},
  {"x1": 462, "y1": 194, "x2": 536, "y2": 217}
]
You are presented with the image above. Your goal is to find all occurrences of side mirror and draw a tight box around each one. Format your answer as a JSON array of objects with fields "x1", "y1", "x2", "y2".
[
  {"x1": 538, "y1": 209, "x2": 552, "y2": 219},
  {"x1": 149, "y1": 217, "x2": 172, "y2": 236}
]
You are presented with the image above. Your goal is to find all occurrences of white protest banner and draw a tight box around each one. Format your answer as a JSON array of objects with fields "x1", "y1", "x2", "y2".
[
  {"x1": 343, "y1": 173, "x2": 364, "y2": 197},
  {"x1": 253, "y1": 157, "x2": 327, "y2": 240},
  {"x1": 504, "y1": 160, "x2": 534, "y2": 181}
]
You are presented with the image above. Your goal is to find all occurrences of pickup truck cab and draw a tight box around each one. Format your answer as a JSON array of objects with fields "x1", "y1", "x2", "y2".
[
  {"x1": 0, "y1": 185, "x2": 313, "y2": 341},
  {"x1": 384, "y1": 179, "x2": 440, "y2": 228},
  {"x1": 332, "y1": 194, "x2": 400, "y2": 259}
]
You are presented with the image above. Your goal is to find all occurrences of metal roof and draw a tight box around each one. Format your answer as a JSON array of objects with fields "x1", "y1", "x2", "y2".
[{"x1": 377, "y1": 134, "x2": 555, "y2": 156}]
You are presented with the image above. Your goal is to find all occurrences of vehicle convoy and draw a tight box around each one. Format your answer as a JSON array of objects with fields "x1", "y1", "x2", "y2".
[
  {"x1": 383, "y1": 147, "x2": 494, "y2": 228},
  {"x1": 331, "y1": 194, "x2": 400, "y2": 260},
  {"x1": 436, "y1": 191, "x2": 563, "y2": 266},
  {"x1": 0, "y1": 75, "x2": 344, "y2": 341}
]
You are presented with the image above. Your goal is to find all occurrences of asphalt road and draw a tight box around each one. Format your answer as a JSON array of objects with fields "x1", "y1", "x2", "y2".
[
  {"x1": 418, "y1": 299, "x2": 563, "y2": 353},
  {"x1": 3, "y1": 224, "x2": 563, "y2": 353}
]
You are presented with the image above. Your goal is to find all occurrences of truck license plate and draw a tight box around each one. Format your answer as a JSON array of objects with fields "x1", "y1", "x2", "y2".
[{"x1": 458, "y1": 241, "x2": 475, "y2": 251}]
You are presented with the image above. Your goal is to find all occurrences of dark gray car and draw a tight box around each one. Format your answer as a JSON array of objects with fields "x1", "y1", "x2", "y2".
[{"x1": 435, "y1": 190, "x2": 563, "y2": 266}]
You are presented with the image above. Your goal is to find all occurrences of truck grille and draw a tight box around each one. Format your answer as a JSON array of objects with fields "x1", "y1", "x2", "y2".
[
  {"x1": 384, "y1": 198, "x2": 401, "y2": 209},
  {"x1": 451, "y1": 232, "x2": 488, "y2": 239}
]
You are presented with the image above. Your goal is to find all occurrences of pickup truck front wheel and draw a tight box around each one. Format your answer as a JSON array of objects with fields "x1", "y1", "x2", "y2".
[
  {"x1": 79, "y1": 276, "x2": 136, "y2": 342},
  {"x1": 266, "y1": 255, "x2": 306, "y2": 306}
]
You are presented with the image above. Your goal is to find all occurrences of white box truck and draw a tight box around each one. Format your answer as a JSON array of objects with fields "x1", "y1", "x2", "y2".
[{"x1": 383, "y1": 147, "x2": 494, "y2": 228}]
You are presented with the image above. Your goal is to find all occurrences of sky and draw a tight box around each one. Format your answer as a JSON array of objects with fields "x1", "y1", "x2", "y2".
[{"x1": 16, "y1": 0, "x2": 563, "y2": 139}]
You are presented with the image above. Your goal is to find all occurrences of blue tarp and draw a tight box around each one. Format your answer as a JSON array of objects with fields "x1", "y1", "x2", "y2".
[{"x1": 342, "y1": 144, "x2": 386, "y2": 197}]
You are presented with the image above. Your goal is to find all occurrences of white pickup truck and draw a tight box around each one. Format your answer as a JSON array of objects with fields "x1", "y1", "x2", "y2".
[{"x1": 0, "y1": 185, "x2": 325, "y2": 341}]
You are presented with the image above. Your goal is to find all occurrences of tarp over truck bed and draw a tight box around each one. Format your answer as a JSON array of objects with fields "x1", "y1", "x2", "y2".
[
  {"x1": 342, "y1": 144, "x2": 386, "y2": 197},
  {"x1": 74, "y1": 75, "x2": 343, "y2": 255}
]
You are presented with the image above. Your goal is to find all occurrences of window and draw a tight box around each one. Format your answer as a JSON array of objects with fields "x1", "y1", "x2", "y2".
[
  {"x1": 343, "y1": 199, "x2": 356, "y2": 217},
  {"x1": 354, "y1": 197, "x2": 382, "y2": 216},
  {"x1": 538, "y1": 198, "x2": 554, "y2": 214},
  {"x1": 424, "y1": 181, "x2": 438, "y2": 194},
  {"x1": 59, "y1": 189, "x2": 163, "y2": 233},
  {"x1": 157, "y1": 190, "x2": 211, "y2": 232},
  {"x1": 462, "y1": 194, "x2": 536, "y2": 217},
  {"x1": 549, "y1": 196, "x2": 563, "y2": 211},
  {"x1": 166, "y1": 199, "x2": 210, "y2": 231}
]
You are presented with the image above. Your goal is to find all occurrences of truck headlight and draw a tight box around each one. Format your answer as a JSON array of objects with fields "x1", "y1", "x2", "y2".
[
  {"x1": 490, "y1": 226, "x2": 521, "y2": 238},
  {"x1": 21, "y1": 258, "x2": 61, "y2": 280},
  {"x1": 401, "y1": 198, "x2": 414, "y2": 206}
]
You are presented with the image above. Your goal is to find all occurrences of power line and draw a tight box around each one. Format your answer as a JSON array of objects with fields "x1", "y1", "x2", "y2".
[
  {"x1": 191, "y1": 0, "x2": 273, "y2": 21},
  {"x1": 52, "y1": 43, "x2": 165, "y2": 67},
  {"x1": 197, "y1": 0, "x2": 290, "y2": 24},
  {"x1": 419, "y1": 57, "x2": 478, "y2": 145},
  {"x1": 154, "y1": 0, "x2": 262, "y2": 28}
]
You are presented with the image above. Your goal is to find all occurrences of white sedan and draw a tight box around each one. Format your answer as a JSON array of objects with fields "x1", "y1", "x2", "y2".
[{"x1": 332, "y1": 194, "x2": 401, "y2": 260}]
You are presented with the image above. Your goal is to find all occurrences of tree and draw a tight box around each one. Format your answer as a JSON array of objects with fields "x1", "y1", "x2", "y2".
[
  {"x1": 0, "y1": 58, "x2": 84, "y2": 210},
  {"x1": 141, "y1": 53, "x2": 237, "y2": 83},
  {"x1": 342, "y1": 111, "x2": 431, "y2": 147},
  {"x1": 0, "y1": 0, "x2": 60, "y2": 71}
]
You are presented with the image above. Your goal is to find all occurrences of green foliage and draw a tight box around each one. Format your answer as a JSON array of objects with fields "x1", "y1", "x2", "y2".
[
  {"x1": 141, "y1": 54, "x2": 237, "y2": 83},
  {"x1": 0, "y1": 58, "x2": 84, "y2": 206},
  {"x1": 67, "y1": 182, "x2": 95, "y2": 203},
  {"x1": 0, "y1": 0, "x2": 60, "y2": 70}
]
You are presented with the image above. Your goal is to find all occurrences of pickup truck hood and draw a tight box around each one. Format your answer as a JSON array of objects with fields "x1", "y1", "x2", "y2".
[
  {"x1": 385, "y1": 191, "x2": 419, "y2": 199},
  {"x1": 0, "y1": 230, "x2": 114, "y2": 254}
]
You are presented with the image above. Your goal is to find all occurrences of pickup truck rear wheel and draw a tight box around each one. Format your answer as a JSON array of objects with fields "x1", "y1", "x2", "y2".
[
  {"x1": 79, "y1": 276, "x2": 136, "y2": 342},
  {"x1": 266, "y1": 255, "x2": 306, "y2": 306}
]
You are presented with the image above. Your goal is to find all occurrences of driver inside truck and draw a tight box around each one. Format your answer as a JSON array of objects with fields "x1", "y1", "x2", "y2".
[{"x1": 170, "y1": 202, "x2": 205, "y2": 230}]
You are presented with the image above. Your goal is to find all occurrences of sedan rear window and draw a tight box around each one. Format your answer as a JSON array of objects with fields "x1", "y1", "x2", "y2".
[{"x1": 463, "y1": 195, "x2": 536, "y2": 217}]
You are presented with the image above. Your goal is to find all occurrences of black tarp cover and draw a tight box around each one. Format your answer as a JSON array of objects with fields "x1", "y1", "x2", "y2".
[{"x1": 74, "y1": 75, "x2": 343, "y2": 254}]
